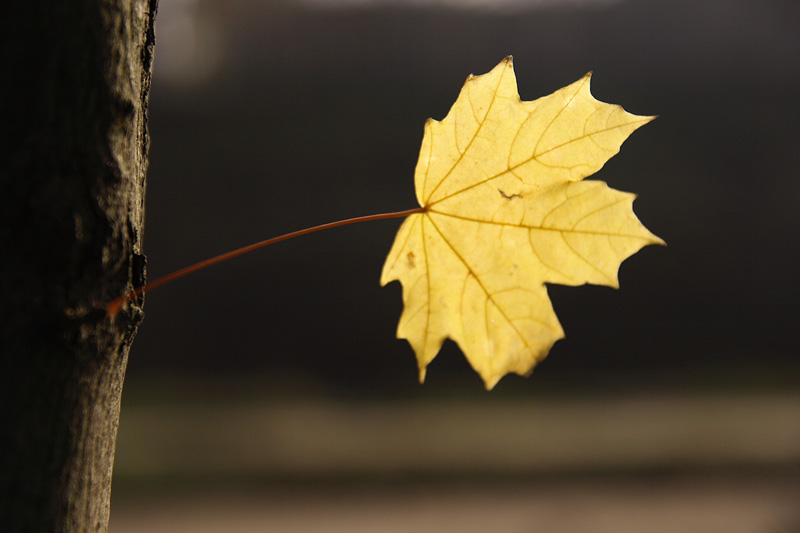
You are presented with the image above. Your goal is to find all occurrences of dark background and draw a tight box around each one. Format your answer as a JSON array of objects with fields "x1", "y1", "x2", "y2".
[
  {"x1": 127, "y1": 0, "x2": 799, "y2": 396},
  {"x1": 110, "y1": 1, "x2": 799, "y2": 530}
]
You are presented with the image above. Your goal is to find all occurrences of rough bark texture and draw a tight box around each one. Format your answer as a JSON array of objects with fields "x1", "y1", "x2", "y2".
[{"x1": 0, "y1": 1, "x2": 157, "y2": 531}]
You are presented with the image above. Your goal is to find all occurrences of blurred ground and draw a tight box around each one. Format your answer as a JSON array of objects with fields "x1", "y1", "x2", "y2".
[
  {"x1": 110, "y1": 378, "x2": 800, "y2": 532},
  {"x1": 111, "y1": 476, "x2": 800, "y2": 533}
]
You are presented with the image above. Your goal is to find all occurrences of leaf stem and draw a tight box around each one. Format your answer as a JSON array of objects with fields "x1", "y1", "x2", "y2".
[{"x1": 106, "y1": 206, "x2": 425, "y2": 317}]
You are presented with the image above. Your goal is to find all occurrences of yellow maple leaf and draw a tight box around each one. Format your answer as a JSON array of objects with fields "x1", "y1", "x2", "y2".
[{"x1": 381, "y1": 57, "x2": 664, "y2": 389}]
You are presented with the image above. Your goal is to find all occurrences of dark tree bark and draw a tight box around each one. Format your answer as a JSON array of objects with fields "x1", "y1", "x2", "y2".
[{"x1": 0, "y1": 1, "x2": 157, "y2": 531}]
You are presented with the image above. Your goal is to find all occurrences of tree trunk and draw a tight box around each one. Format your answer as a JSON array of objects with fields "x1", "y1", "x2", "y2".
[{"x1": 0, "y1": 1, "x2": 157, "y2": 531}]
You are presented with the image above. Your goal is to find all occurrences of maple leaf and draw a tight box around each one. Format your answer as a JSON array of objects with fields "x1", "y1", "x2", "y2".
[{"x1": 380, "y1": 57, "x2": 663, "y2": 389}]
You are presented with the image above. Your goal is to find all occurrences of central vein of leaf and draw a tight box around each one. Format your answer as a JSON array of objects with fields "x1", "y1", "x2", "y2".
[
  {"x1": 426, "y1": 213, "x2": 536, "y2": 355},
  {"x1": 424, "y1": 64, "x2": 509, "y2": 205}
]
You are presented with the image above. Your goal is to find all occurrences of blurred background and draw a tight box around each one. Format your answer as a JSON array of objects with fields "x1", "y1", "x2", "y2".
[{"x1": 110, "y1": 0, "x2": 800, "y2": 531}]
